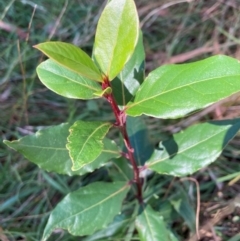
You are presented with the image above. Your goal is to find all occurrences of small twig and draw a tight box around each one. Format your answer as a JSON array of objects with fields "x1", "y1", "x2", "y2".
[
  {"x1": 140, "y1": 0, "x2": 194, "y2": 28},
  {"x1": 25, "y1": 4, "x2": 37, "y2": 42},
  {"x1": 180, "y1": 177, "x2": 201, "y2": 240},
  {"x1": 148, "y1": 41, "x2": 238, "y2": 66},
  {"x1": 36, "y1": 0, "x2": 69, "y2": 65},
  {"x1": 17, "y1": 40, "x2": 28, "y2": 125},
  {"x1": 48, "y1": 0, "x2": 69, "y2": 40},
  {"x1": 187, "y1": 195, "x2": 240, "y2": 241},
  {"x1": 163, "y1": 177, "x2": 176, "y2": 199},
  {"x1": 0, "y1": 0, "x2": 15, "y2": 20}
]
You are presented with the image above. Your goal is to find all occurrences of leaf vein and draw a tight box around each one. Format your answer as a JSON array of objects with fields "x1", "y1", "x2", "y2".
[
  {"x1": 128, "y1": 74, "x2": 240, "y2": 109},
  {"x1": 147, "y1": 126, "x2": 230, "y2": 167}
]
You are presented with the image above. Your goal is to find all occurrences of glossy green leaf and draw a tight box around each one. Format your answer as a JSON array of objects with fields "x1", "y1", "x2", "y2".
[
  {"x1": 37, "y1": 60, "x2": 101, "y2": 99},
  {"x1": 94, "y1": 0, "x2": 139, "y2": 80},
  {"x1": 126, "y1": 55, "x2": 240, "y2": 119},
  {"x1": 135, "y1": 205, "x2": 177, "y2": 241},
  {"x1": 112, "y1": 32, "x2": 145, "y2": 105},
  {"x1": 34, "y1": 41, "x2": 102, "y2": 81},
  {"x1": 42, "y1": 182, "x2": 130, "y2": 240},
  {"x1": 67, "y1": 120, "x2": 112, "y2": 171},
  {"x1": 126, "y1": 116, "x2": 154, "y2": 166},
  {"x1": 146, "y1": 119, "x2": 240, "y2": 176},
  {"x1": 4, "y1": 124, "x2": 119, "y2": 176}
]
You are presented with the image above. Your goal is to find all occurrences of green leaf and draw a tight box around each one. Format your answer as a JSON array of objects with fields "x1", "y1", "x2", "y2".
[
  {"x1": 170, "y1": 186, "x2": 196, "y2": 232},
  {"x1": 146, "y1": 119, "x2": 240, "y2": 176},
  {"x1": 126, "y1": 116, "x2": 154, "y2": 166},
  {"x1": 109, "y1": 157, "x2": 133, "y2": 182},
  {"x1": 135, "y1": 205, "x2": 177, "y2": 241},
  {"x1": 67, "y1": 121, "x2": 112, "y2": 171},
  {"x1": 77, "y1": 138, "x2": 120, "y2": 175},
  {"x1": 94, "y1": 0, "x2": 139, "y2": 80},
  {"x1": 112, "y1": 32, "x2": 145, "y2": 105},
  {"x1": 126, "y1": 55, "x2": 240, "y2": 119},
  {"x1": 83, "y1": 214, "x2": 131, "y2": 241},
  {"x1": 37, "y1": 60, "x2": 102, "y2": 99},
  {"x1": 227, "y1": 233, "x2": 240, "y2": 241},
  {"x1": 34, "y1": 41, "x2": 102, "y2": 81},
  {"x1": 4, "y1": 124, "x2": 119, "y2": 176},
  {"x1": 42, "y1": 182, "x2": 130, "y2": 240}
]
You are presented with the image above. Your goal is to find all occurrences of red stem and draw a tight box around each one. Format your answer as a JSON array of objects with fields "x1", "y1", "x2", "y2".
[{"x1": 102, "y1": 77, "x2": 143, "y2": 203}]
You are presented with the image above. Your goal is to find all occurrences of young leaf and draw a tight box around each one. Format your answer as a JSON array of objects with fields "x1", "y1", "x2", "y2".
[
  {"x1": 135, "y1": 205, "x2": 177, "y2": 241},
  {"x1": 112, "y1": 32, "x2": 145, "y2": 105},
  {"x1": 34, "y1": 42, "x2": 102, "y2": 81},
  {"x1": 4, "y1": 124, "x2": 119, "y2": 176},
  {"x1": 42, "y1": 182, "x2": 130, "y2": 240},
  {"x1": 126, "y1": 55, "x2": 240, "y2": 119},
  {"x1": 37, "y1": 60, "x2": 102, "y2": 99},
  {"x1": 145, "y1": 119, "x2": 240, "y2": 176},
  {"x1": 67, "y1": 121, "x2": 112, "y2": 171},
  {"x1": 76, "y1": 138, "x2": 120, "y2": 175},
  {"x1": 93, "y1": 0, "x2": 139, "y2": 80}
]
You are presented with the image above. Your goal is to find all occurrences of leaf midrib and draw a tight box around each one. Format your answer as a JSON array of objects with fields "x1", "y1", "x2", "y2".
[
  {"x1": 10, "y1": 143, "x2": 66, "y2": 151},
  {"x1": 43, "y1": 49, "x2": 100, "y2": 78},
  {"x1": 9, "y1": 144, "x2": 119, "y2": 154},
  {"x1": 74, "y1": 123, "x2": 110, "y2": 163},
  {"x1": 147, "y1": 125, "x2": 230, "y2": 167},
  {"x1": 128, "y1": 74, "x2": 240, "y2": 109},
  {"x1": 42, "y1": 66, "x2": 100, "y2": 91},
  {"x1": 144, "y1": 208, "x2": 156, "y2": 240},
  {"x1": 106, "y1": 1, "x2": 126, "y2": 76},
  {"x1": 56, "y1": 184, "x2": 128, "y2": 228}
]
